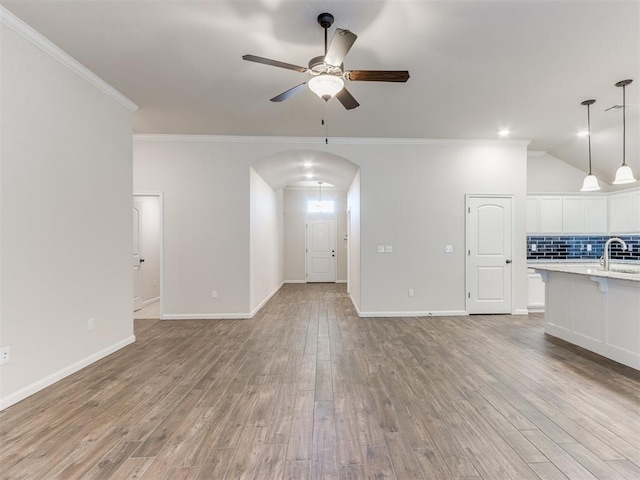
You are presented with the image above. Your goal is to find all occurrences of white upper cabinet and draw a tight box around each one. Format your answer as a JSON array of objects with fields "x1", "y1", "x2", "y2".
[
  {"x1": 526, "y1": 197, "x2": 539, "y2": 233},
  {"x1": 527, "y1": 194, "x2": 609, "y2": 234},
  {"x1": 634, "y1": 191, "x2": 640, "y2": 232},
  {"x1": 609, "y1": 190, "x2": 640, "y2": 234},
  {"x1": 562, "y1": 197, "x2": 585, "y2": 233},
  {"x1": 538, "y1": 197, "x2": 563, "y2": 233},
  {"x1": 585, "y1": 196, "x2": 608, "y2": 233}
]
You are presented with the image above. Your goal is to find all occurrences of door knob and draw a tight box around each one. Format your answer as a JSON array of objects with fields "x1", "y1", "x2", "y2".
[
  {"x1": 140, "y1": 258, "x2": 145, "y2": 263},
  {"x1": 505, "y1": 259, "x2": 512, "y2": 264}
]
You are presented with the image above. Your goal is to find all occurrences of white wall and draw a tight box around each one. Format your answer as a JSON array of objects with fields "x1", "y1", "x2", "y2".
[
  {"x1": 133, "y1": 140, "x2": 253, "y2": 318},
  {"x1": 133, "y1": 137, "x2": 528, "y2": 318},
  {"x1": 133, "y1": 195, "x2": 161, "y2": 305},
  {"x1": 528, "y1": 152, "x2": 612, "y2": 193},
  {"x1": 283, "y1": 187, "x2": 348, "y2": 283},
  {"x1": 353, "y1": 142, "x2": 528, "y2": 316},
  {"x1": 250, "y1": 169, "x2": 284, "y2": 313},
  {"x1": 1, "y1": 21, "x2": 135, "y2": 408},
  {"x1": 347, "y1": 171, "x2": 361, "y2": 310}
]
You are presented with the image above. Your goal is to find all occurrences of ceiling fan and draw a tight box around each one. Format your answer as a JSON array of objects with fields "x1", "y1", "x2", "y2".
[{"x1": 242, "y1": 12, "x2": 410, "y2": 110}]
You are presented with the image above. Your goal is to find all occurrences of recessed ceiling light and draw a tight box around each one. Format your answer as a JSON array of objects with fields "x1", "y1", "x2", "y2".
[
  {"x1": 498, "y1": 129, "x2": 510, "y2": 137},
  {"x1": 302, "y1": 161, "x2": 313, "y2": 168},
  {"x1": 577, "y1": 131, "x2": 589, "y2": 137},
  {"x1": 306, "y1": 173, "x2": 313, "y2": 179}
]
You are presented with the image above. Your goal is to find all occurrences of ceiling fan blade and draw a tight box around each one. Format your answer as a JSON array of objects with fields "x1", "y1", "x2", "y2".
[
  {"x1": 324, "y1": 29, "x2": 357, "y2": 67},
  {"x1": 335, "y1": 88, "x2": 360, "y2": 110},
  {"x1": 242, "y1": 54, "x2": 308, "y2": 73},
  {"x1": 270, "y1": 83, "x2": 308, "y2": 102},
  {"x1": 347, "y1": 70, "x2": 410, "y2": 82}
]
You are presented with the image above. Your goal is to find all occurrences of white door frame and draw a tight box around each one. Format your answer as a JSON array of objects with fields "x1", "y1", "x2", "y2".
[
  {"x1": 305, "y1": 216, "x2": 337, "y2": 283},
  {"x1": 465, "y1": 194, "x2": 514, "y2": 314},
  {"x1": 133, "y1": 192, "x2": 164, "y2": 319}
]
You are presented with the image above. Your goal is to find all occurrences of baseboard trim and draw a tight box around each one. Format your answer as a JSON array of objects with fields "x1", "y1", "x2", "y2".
[
  {"x1": 161, "y1": 313, "x2": 250, "y2": 320},
  {"x1": 0, "y1": 335, "x2": 136, "y2": 411},
  {"x1": 284, "y1": 280, "x2": 307, "y2": 284},
  {"x1": 514, "y1": 308, "x2": 532, "y2": 315},
  {"x1": 357, "y1": 310, "x2": 468, "y2": 318},
  {"x1": 336, "y1": 280, "x2": 347, "y2": 284},
  {"x1": 249, "y1": 283, "x2": 284, "y2": 318},
  {"x1": 142, "y1": 297, "x2": 160, "y2": 307},
  {"x1": 527, "y1": 307, "x2": 545, "y2": 314},
  {"x1": 349, "y1": 294, "x2": 362, "y2": 316}
]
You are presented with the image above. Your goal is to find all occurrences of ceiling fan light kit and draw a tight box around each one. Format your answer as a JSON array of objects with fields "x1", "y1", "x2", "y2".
[
  {"x1": 308, "y1": 74, "x2": 344, "y2": 101},
  {"x1": 612, "y1": 79, "x2": 636, "y2": 185},
  {"x1": 243, "y1": 12, "x2": 409, "y2": 110}
]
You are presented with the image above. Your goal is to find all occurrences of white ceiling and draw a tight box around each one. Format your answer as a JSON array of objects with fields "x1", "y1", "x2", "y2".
[{"x1": 3, "y1": 1, "x2": 639, "y2": 188}]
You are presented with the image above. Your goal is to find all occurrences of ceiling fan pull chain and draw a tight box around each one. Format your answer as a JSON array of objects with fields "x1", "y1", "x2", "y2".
[{"x1": 322, "y1": 103, "x2": 329, "y2": 144}]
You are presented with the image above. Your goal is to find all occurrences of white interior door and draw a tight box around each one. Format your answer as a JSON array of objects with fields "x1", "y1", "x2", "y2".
[
  {"x1": 133, "y1": 204, "x2": 143, "y2": 312},
  {"x1": 466, "y1": 196, "x2": 513, "y2": 314},
  {"x1": 306, "y1": 218, "x2": 337, "y2": 283}
]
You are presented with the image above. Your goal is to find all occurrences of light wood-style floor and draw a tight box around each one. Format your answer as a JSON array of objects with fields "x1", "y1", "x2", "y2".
[{"x1": 2, "y1": 283, "x2": 640, "y2": 479}]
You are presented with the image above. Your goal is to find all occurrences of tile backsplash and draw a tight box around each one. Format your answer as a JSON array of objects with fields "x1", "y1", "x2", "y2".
[{"x1": 527, "y1": 235, "x2": 640, "y2": 261}]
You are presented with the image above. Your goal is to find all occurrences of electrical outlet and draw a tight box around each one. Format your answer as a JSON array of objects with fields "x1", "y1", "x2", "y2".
[
  {"x1": 408, "y1": 288, "x2": 414, "y2": 297},
  {"x1": 445, "y1": 245, "x2": 453, "y2": 253},
  {"x1": 212, "y1": 290, "x2": 218, "y2": 299},
  {"x1": 531, "y1": 244, "x2": 537, "y2": 252},
  {"x1": 88, "y1": 318, "x2": 95, "y2": 331},
  {"x1": 587, "y1": 244, "x2": 592, "y2": 252},
  {"x1": 385, "y1": 245, "x2": 393, "y2": 253},
  {"x1": 0, "y1": 346, "x2": 10, "y2": 365},
  {"x1": 377, "y1": 245, "x2": 385, "y2": 253}
]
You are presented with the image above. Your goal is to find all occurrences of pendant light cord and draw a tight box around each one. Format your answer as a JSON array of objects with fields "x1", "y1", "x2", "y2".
[
  {"x1": 587, "y1": 102, "x2": 593, "y2": 174},
  {"x1": 622, "y1": 83, "x2": 626, "y2": 166}
]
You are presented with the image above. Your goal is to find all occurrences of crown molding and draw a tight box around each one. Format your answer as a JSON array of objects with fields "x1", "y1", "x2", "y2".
[
  {"x1": 1, "y1": 6, "x2": 138, "y2": 112},
  {"x1": 133, "y1": 133, "x2": 531, "y2": 147},
  {"x1": 527, "y1": 150, "x2": 548, "y2": 157}
]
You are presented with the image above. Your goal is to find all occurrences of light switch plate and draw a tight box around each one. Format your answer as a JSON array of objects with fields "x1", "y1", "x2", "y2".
[
  {"x1": 385, "y1": 245, "x2": 393, "y2": 253},
  {"x1": 445, "y1": 245, "x2": 453, "y2": 253},
  {"x1": 377, "y1": 245, "x2": 385, "y2": 253}
]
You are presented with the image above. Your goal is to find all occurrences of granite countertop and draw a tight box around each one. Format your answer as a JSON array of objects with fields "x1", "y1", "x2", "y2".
[{"x1": 530, "y1": 263, "x2": 640, "y2": 283}]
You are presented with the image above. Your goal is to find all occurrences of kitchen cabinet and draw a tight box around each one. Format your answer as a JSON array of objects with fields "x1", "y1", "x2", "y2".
[
  {"x1": 527, "y1": 269, "x2": 545, "y2": 311},
  {"x1": 562, "y1": 196, "x2": 608, "y2": 233},
  {"x1": 609, "y1": 191, "x2": 640, "y2": 234},
  {"x1": 585, "y1": 196, "x2": 608, "y2": 233},
  {"x1": 538, "y1": 196, "x2": 563, "y2": 233},
  {"x1": 527, "y1": 194, "x2": 612, "y2": 234}
]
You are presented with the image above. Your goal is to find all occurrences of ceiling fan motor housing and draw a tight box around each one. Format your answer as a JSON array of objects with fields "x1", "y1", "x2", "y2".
[{"x1": 317, "y1": 13, "x2": 334, "y2": 29}]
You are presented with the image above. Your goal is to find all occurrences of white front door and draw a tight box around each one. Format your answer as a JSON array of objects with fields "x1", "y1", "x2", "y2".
[
  {"x1": 306, "y1": 218, "x2": 337, "y2": 283},
  {"x1": 466, "y1": 196, "x2": 513, "y2": 314},
  {"x1": 133, "y1": 204, "x2": 143, "y2": 312}
]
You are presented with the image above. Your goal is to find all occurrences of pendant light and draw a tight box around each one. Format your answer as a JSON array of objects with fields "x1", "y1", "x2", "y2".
[
  {"x1": 613, "y1": 79, "x2": 637, "y2": 184},
  {"x1": 580, "y1": 99, "x2": 601, "y2": 191}
]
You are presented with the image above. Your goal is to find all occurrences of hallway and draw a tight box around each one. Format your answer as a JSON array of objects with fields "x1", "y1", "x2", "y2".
[{"x1": 1, "y1": 284, "x2": 639, "y2": 479}]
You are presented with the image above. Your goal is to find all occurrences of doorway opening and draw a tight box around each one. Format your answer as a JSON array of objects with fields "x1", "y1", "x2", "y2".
[{"x1": 133, "y1": 193, "x2": 163, "y2": 319}]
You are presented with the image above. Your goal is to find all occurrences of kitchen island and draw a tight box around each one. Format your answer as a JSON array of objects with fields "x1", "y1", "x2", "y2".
[{"x1": 533, "y1": 263, "x2": 640, "y2": 370}]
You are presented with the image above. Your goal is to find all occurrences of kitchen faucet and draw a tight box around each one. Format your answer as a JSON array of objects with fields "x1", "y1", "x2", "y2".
[{"x1": 602, "y1": 237, "x2": 628, "y2": 271}]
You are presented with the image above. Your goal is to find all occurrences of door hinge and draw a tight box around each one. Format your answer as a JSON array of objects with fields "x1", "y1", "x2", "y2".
[
  {"x1": 468, "y1": 207, "x2": 470, "y2": 213},
  {"x1": 468, "y1": 250, "x2": 471, "y2": 256},
  {"x1": 468, "y1": 292, "x2": 471, "y2": 299}
]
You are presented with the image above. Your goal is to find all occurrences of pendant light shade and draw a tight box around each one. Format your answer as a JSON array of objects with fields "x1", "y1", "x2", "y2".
[
  {"x1": 580, "y1": 99, "x2": 601, "y2": 192},
  {"x1": 581, "y1": 174, "x2": 601, "y2": 192},
  {"x1": 612, "y1": 79, "x2": 637, "y2": 185},
  {"x1": 308, "y1": 74, "x2": 344, "y2": 101}
]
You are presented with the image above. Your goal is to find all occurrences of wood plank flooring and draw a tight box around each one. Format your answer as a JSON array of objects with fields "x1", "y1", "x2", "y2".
[{"x1": 2, "y1": 283, "x2": 640, "y2": 479}]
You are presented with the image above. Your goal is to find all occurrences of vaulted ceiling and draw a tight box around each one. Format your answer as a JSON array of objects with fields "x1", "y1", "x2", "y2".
[{"x1": 3, "y1": 1, "x2": 639, "y2": 187}]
